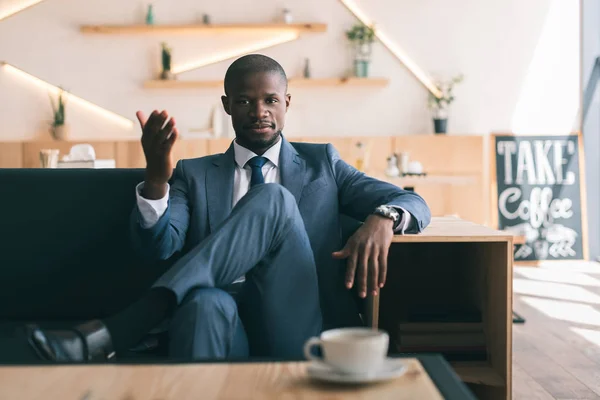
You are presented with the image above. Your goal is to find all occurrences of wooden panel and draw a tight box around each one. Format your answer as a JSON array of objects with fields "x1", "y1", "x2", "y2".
[
  {"x1": 113, "y1": 139, "x2": 208, "y2": 168},
  {"x1": 171, "y1": 139, "x2": 209, "y2": 162},
  {"x1": 394, "y1": 135, "x2": 485, "y2": 174},
  {"x1": 376, "y1": 175, "x2": 478, "y2": 187},
  {"x1": 115, "y1": 141, "x2": 145, "y2": 169},
  {"x1": 448, "y1": 182, "x2": 485, "y2": 223},
  {"x1": 22, "y1": 141, "x2": 117, "y2": 168},
  {"x1": 407, "y1": 186, "x2": 450, "y2": 218},
  {"x1": 393, "y1": 135, "x2": 487, "y2": 225},
  {"x1": 0, "y1": 142, "x2": 24, "y2": 168},
  {"x1": 462, "y1": 241, "x2": 511, "y2": 400},
  {"x1": 297, "y1": 136, "x2": 394, "y2": 175},
  {"x1": 9, "y1": 135, "x2": 490, "y2": 225},
  {"x1": 80, "y1": 23, "x2": 328, "y2": 34},
  {"x1": 0, "y1": 360, "x2": 443, "y2": 400},
  {"x1": 207, "y1": 138, "x2": 234, "y2": 155},
  {"x1": 296, "y1": 136, "x2": 354, "y2": 160}
]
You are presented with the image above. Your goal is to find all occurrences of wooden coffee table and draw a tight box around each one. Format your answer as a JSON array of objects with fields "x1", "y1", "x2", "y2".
[{"x1": 0, "y1": 355, "x2": 474, "y2": 399}]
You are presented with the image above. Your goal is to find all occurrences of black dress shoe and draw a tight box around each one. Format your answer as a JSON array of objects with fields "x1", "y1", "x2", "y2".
[{"x1": 26, "y1": 320, "x2": 116, "y2": 362}]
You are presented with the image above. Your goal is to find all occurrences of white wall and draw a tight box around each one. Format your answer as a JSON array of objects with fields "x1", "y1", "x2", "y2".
[{"x1": 0, "y1": 0, "x2": 578, "y2": 141}]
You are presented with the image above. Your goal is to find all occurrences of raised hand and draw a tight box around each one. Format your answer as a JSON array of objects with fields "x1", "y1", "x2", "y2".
[{"x1": 136, "y1": 110, "x2": 179, "y2": 199}]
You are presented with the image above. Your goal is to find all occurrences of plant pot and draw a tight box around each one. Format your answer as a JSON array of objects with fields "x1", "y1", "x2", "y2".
[
  {"x1": 39, "y1": 149, "x2": 59, "y2": 168},
  {"x1": 433, "y1": 118, "x2": 447, "y2": 134},
  {"x1": 51, "y1": 124, "x2": 70, "y2": 140},
  {"x1": 160, "y1": 70, "x2": 176, "y2": 80},
  {"x1": 354, "y1": 60, "x2": 369, "y2": 78}
]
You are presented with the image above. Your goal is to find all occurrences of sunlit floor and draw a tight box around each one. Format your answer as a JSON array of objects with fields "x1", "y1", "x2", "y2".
[{"x1": 512, "y1": 261, "x2": 600, "y2": 400}]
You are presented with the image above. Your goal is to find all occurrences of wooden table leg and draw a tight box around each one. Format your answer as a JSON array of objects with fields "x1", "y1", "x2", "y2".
[{"x1": 366, "y1": 292, "x2": 380, "y2": 328}]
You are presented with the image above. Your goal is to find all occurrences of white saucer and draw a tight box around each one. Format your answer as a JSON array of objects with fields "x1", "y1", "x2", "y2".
[{"x1": 306, "y1": 358, "x2": 407, "y2": 384}]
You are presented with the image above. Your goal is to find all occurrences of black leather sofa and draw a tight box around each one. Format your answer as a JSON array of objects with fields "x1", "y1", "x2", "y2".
[
  {"x1": 0, "y1": 168, "x2": 363, "y2": 363},
  {"x1": 0, "y1": 168, "x2": 174, "y2": 361}
]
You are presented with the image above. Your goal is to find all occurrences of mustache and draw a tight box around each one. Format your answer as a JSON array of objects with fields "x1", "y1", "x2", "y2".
[{"x1": 244, "y1": 121, "x2": 275, "y2": 128}]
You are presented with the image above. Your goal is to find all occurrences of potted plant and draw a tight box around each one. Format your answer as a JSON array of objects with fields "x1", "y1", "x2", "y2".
[
  {"x1": 427, "y1": 74, "x2": 464, "y2": 134},
  {"x1": 160, "y1": 42, "x2": 175, "y2": 80},
  {"x1": 49, "y1": 88, "x2": 69, "y2": 140},
  {"x1": 345, "y1": 22, "x2": 375, "y2": 78}
]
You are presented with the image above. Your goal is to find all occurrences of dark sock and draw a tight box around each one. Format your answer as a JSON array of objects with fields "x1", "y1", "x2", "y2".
[{"x1": 103, "y1": 287, "x2": 176, "y2": 354}]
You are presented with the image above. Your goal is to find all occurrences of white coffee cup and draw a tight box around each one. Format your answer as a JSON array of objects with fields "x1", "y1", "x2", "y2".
[{"x1": 303, "y1": 328, "x2": 389, "y2": 375}]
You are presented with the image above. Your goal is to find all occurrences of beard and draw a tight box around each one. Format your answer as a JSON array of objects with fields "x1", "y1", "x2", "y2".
[
  {"x1": 236, "y1": 129, "x2": 282, "y2": 152},
  {"x1": 253, "y1": 129, "x2": 281, "y2": 147}
]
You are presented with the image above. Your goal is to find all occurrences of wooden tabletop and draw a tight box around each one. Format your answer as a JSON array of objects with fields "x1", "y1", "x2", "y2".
[
  {"x1": 393, "y1": 216, "x2": 513, "y2": 243},
  {"x1": 0, "y1": 359, "x2": 444, "y2": 400}
]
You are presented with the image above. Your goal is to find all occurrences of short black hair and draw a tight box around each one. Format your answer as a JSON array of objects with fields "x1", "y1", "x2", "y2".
[{"x1": 224, "y1": 54, "x2": 288, "y2": 95}]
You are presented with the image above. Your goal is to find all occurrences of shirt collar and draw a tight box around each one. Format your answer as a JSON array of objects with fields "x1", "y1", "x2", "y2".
[{"x1": 233, "y1": 137, "x2": 282, "y2": 168}]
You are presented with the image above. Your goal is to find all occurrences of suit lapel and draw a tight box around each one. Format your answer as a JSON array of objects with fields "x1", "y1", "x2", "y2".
[
  {"x1": 280, "y1": 137, "x2": 305, "y2": 204},
  {"x1": 207, "y1": 144, "x2": 235, "y2": 232}
]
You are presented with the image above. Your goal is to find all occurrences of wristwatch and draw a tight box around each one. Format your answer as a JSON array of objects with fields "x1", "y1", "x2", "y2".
[{"x1": 373, "y1": 205, "x2": 401, "y2": 229}]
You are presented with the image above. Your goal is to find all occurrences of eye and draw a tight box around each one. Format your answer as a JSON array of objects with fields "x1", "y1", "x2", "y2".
[
  {"x1": 266, "y1": 98, "x2": 278, "y2": 104},
  {"x1": 236, "y1": 99, "x2": 249, "y2": 105}
]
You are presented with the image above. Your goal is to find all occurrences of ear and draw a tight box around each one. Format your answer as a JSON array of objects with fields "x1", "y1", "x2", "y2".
[
  {"x1": 221, "y1": 95, "x2": 231, "y2": 115},
  {"x1": 285, "y1": 94, "x2": 291, "y2": 112}
]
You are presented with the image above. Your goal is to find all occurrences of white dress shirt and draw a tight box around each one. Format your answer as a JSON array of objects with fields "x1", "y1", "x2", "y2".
[{"x1": 135, "y1": 138, "x2": 411, "y2": 232}]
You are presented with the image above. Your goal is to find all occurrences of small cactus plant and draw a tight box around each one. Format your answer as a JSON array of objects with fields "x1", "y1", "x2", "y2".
[
  {"x1": 48, "y1": 88, "x2": 69, "y2": 140},
  {"x1": 160, "y1": 42, "x2": 175, "y2": 80},
  {"x1": 49, "y1": 88, "x2": 66, "y2": 128}
]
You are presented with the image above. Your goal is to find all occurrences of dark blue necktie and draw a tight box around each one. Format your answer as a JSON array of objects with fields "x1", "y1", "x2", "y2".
[{"x1": 247, "y1": 156, "x2": 268, "y2": 187}]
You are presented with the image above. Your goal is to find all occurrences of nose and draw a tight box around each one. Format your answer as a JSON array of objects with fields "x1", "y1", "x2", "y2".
[{"x1": 249, "y1": 102, "x2": 268, "y2": 119}]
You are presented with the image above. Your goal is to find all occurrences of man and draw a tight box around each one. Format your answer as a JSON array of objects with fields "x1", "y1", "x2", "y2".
[{"x1": 26, "y1": 54, "x2": 430, "y2": 362}]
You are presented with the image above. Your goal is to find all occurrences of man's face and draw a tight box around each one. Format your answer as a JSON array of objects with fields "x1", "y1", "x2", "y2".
[{"x1": 221, "y1": 71, "x2": 291, "y2": 150}]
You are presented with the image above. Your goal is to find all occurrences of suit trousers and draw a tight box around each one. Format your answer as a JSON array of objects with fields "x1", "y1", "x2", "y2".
[{"x1": 154, "y1": 183, "x2": 323, "y2": 359}]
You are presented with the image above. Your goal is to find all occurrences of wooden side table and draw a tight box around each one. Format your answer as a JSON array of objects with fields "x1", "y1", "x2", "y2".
[{"x1": 367, "y1": 216, "x2": 513, "y2": 400}]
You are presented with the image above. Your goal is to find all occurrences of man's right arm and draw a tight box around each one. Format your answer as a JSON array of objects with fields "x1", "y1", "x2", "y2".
[
  {"x1": 135, "y1": 182, "x2": 169, "y2": 229},
  {"x1": 130, "y1": 160, "x2": 190, "y2": 261},
  {"x1": 130, "y1": 109, "x2": 187, "y2": 261}
]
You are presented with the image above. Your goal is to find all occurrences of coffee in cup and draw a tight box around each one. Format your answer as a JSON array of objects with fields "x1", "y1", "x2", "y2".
[{"x1": 303, "y1": 327, "x2": 389, "y2": 375}]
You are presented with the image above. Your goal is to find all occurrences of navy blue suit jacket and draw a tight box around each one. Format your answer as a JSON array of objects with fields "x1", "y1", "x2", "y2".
[{"x1": 131, "y1": 137, "x2": 431, "y2": 328}]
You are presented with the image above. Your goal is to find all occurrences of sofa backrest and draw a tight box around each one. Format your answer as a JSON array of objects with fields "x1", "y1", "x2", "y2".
[
  {"x1": 0, "y1": 169, "x2": 171, "y2": 321},
  {"x1": 0, "y1": 168, "x2": 363, "y2": 322}
]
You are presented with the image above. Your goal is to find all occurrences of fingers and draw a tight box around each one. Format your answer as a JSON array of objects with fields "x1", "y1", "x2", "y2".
[
  {"x1": 357, "y1": 245, "x2": 369, "y2": 298},
  {"x1": 144, "y1": 110, "x2": 160, "y2": 133},
  {"x1": 136, "y1": 111, "x2": 148, "y2": 128},
  {"x1": 157, "y1": 117, "x2": 176, "y2": 143},
  {"x1": 144, "y1": 110, "x2": 169, "y2": 139},
  {"x1": 165, "y1": 127, "x2": 179, "y2": 150},
  {"x1": 332, "y1": 247, "x2": 350, "y2": 259},
  {"x1": 167, "y1": 127, "x2": 179, "y2": 143},
  {"x1": 370, "y1": 249, "x2": 379, "y2": 296},
  {"x1": 378, "y1": 248, "x2": 388, "y2": 288},
  {"x1": 344, "y1": 248, "x2": 358, "y2": 289}
]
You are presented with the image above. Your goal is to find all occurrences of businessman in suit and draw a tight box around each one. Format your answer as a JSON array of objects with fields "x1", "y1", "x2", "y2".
[{"x1": 26, "y1": 54, "x2": 431, "y2": 362}]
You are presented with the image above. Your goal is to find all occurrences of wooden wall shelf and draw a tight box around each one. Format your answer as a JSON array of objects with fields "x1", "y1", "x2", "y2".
[
  {"x1": 80, "y1": 23, "x2": 327, "y2": 35},
  {"x1": 143, "y1": 77, "x2": 390, "y2": 89}
]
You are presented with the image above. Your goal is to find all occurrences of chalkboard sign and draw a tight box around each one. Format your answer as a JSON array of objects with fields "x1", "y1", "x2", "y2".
[{"x1": 493, "y1": 134, "x2": 587, "y2": 261}]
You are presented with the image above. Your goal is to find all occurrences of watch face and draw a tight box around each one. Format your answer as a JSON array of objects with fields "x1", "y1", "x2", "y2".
[{"x1": 377, "y1": 206, "x2": 398, "y2": 221}]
